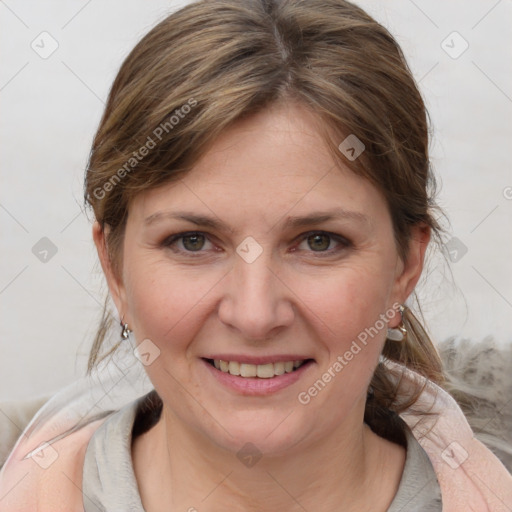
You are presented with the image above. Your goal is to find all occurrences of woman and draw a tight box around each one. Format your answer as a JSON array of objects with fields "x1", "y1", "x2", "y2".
[{"x1": 0, "y1": 0, "x2": 511, "y2": 510}]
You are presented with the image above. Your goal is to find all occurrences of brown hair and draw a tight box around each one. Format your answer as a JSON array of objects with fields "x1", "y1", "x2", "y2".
[{"x1": 85, "y1": 0, "x2": 446, "y2": 442}]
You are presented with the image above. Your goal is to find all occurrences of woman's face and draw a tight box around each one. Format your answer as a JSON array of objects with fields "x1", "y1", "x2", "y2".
[{"x1": 97, "y1": 101, "x2": 428, "y2": 455}]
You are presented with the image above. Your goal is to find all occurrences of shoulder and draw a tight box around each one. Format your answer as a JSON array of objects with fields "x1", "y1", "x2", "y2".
[
  {"x1": 387, "y1": 426, "x2": 442, "y2": 512},
  {"x1": 0, "y1": 417, "x2": 106, "y2": 511},
  {"x1": 387, "y1": 342, "x2": 512, "y2": 511},
  {"x1": 0, "y1": 390, "x2": 159, "y2": 511},
  {"x1": 0, "y1": 394, "x2": 51, "y2": 470},
  {"x1": 82, "y1": 392, "x2": 160, "y2": 512},
  {"x1": 437, "y1": 336, "x2": 512, "y2": 471}
]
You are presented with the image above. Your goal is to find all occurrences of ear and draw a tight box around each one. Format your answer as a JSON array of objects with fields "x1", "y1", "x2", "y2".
[
  {"x1": 390, "y1": 223, "x2": 431, "y2": 319},
  {"x1": 92, "y1": 221, "x2": 128, "y2": 322}
]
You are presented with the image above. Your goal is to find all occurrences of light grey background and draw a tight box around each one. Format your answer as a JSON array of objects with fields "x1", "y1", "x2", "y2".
[{"x1": 1, "y1": 0, "x2": 511, "y2": 402}]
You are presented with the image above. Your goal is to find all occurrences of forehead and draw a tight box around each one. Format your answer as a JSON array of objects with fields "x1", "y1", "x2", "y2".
[{"x1": 129, "y1": 102, "x2": 388, "y2": 230}]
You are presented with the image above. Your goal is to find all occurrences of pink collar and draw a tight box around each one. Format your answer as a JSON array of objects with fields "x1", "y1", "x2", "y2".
[{"x1": 384, "y1": 359, "x2": 512, "y2": 511}]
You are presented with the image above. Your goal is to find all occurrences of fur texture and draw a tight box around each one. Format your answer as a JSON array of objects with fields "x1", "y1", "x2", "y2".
[{"x1": 438, "y1": 336, "x2": 512, "y2": 473}]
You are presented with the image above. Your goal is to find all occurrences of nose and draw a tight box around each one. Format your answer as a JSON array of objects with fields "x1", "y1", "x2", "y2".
[{"x1": 217, "y1": 248, "x2": 295, "y2": 341}]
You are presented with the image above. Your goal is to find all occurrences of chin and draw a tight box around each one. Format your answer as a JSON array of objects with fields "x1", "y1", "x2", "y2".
[{"x1": 202, "y1": 412, "x2": 309, "y2": 459}]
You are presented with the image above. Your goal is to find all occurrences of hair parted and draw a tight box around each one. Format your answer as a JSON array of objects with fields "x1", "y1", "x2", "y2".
[{"x1": 84, "y1": 0, "x2": 446, "y2": 443}]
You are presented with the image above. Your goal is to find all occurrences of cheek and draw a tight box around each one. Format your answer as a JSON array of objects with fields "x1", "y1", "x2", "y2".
[
  {"x1": 290, "y1": 261, "x2": 394, "y2": 388},
  {"x1": 123, "y1": 257, "x2": 221, "y2": 351},
  {"x1": 295, "y1": 260, "x2": 394, "y2": 340},
  {"x1": 287, "y1": 277, "x2": 391, "y2": 433}
]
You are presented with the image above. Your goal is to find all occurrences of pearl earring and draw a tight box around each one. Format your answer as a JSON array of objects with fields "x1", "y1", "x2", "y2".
[
  {"x1": 120, "y1": 318, "x2": 132, "y2": 340},
  {"x1": 387, "y1": 304, "x2": 407, "y2": 342}
]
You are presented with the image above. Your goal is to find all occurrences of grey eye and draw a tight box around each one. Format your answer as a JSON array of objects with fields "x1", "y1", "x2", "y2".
[
  {"x1": 305, "y1": 233, "x2": 333, "y2": 251},
  {"x1": 181, "y1": 234, "x2": 206, "y2": 251}
]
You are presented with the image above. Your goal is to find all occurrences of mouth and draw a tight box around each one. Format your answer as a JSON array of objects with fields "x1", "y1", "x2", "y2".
[{"x1": 202, "y1": 358, "x2": 314, "y2": 379}]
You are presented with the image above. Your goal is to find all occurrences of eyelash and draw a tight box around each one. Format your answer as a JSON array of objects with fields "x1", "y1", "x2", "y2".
[{"x1": 161, "y1": 230, "x2": 352, "y2": 258}]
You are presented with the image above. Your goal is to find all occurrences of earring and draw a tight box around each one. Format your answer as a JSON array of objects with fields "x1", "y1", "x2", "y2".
[
  {"x1": 120, "y1": 318, "x2": 132, "y2": 340},
  {"x1": 387, "y1": 304, "x2": 407, "y2": 342}
]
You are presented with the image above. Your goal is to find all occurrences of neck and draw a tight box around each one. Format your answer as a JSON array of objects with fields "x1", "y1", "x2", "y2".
[{"x1": 132, "y1": 403, "x2": 406, "y2": 512}]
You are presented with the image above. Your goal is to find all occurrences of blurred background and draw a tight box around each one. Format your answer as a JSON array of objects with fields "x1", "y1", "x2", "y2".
[{"x1": 1, "y1": 0, "x2": 511, "y2": 401}]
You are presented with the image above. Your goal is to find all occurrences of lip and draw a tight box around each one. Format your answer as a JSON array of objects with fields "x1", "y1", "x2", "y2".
[
  {"x1": 203, "y1": 354, "x2": 313, "y2": 365},
  {"x1": 201, "y1": 357, "x2": 315, "y2": 396}
]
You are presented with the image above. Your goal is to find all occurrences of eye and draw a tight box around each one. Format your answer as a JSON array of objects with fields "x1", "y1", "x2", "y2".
[
  {"x1": 295, "y1": 231, "x2": 351, "y2": 255},
  {"x1": 161, "y1": 230, "x2": 351, "y2": 257},
  {"x1": 162, "y1": 231, "x2": 215, "y2": 255}
]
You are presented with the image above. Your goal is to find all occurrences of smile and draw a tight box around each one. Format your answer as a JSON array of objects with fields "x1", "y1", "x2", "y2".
[
  {"x1": 201, "y1": 357, "x2": 315, "y2": 395},
  {"x1": 206, "y1": 358, "x2": 309, "y2": 378}
]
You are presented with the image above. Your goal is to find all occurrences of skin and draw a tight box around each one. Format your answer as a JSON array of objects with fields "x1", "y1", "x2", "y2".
[{"x1": 94, "y1": 100, "x2": 430, "y2": 512}]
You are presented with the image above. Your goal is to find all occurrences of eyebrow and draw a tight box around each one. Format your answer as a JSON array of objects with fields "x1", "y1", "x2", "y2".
[{"x1": 144, "y1": 208, "x2": 370, "y2": 232}]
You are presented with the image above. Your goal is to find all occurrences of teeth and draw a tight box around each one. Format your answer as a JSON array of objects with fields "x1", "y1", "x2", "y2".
[
  {"x1": 240, "y1": 363, "x2": 257, "y2": 378},
  {"x1": 257, "y1": 363, "x2": 274, "y2": 378},
  {"x1": 228, "y1": 361, "x2": 240, "y2": 376},
  {"x1": 212, "y1": 359, "x2": 307, "y2": 378},
  {"x1": 274, "y1": 362, "x2": 285, "y2": 375}
]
